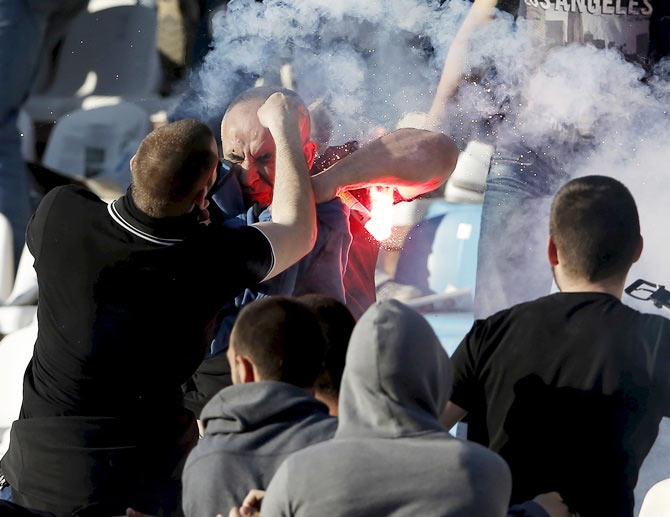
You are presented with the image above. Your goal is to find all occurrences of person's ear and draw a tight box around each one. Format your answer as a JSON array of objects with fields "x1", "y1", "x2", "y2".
[
  {"x1": 632, "y1": 235, "x2": 644, "y2": 263},
  {"x1": 193, "y1": 167, "x2": 217, "y2": 211},
  {"x1": 236, "y1": 356, "x2": 256, "y2": 384},
  {"x1": 547, "y1": 235, "x2": 559, "y2": 266},
  {"x1": 129, "y1": 154, "x2": 136, "y2": 171},
  {"x1": 193, "y1": 184, "x2": 209, "y2": 211},
  {"x1": 303, "y1": 140, "x2": 318, "y2": 170}
]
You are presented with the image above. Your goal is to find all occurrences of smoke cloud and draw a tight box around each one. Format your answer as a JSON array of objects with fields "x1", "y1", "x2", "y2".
[{"x1": 183, "y1": 0, "x2": 669, "y2": 314}]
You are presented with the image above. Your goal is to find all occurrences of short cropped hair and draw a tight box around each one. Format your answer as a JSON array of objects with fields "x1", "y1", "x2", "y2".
[
  {"x1": 131, "y1": 119, "x2": 217, "y2": 217},
  {"x1": 223, "y1": 86, "x2": 311, "y2": 142},
  {"x1": 299, "y1": 295, "x2": 355, "y2": 396},
  {"x1": 230, "y1": 296, "x2": 326, "y2": 388},
  {"x1": 550, "y1": 175, "x2": 641, "y2": 282}
]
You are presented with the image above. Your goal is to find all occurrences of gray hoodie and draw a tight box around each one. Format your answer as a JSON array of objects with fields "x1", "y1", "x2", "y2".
[
  {"x1": 260, "y1": 300, "x2": 513, "y2": 517},
  {"x1": 181, "y1": 381, "x2": 336, "y2": 517}
]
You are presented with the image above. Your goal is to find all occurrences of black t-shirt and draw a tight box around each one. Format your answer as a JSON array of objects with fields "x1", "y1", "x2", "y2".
[
  {"x1": 451, "y1": 292, "x2": 670, "y2": 516},
  {"x1": 21, "y1": 185, "x2": 273, "y2": 421}
]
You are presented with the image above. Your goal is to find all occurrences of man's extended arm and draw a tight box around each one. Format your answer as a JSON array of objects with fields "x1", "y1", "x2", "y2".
[
  {"x1": 252, "y1": 93, "x2": 317, "y2": 280},
  {"x1": 311, "y1": 128, "x2": 458, "y2": 203},
  {"x1": 426, "y1": 0, "x2": 498, "y2": 129}
]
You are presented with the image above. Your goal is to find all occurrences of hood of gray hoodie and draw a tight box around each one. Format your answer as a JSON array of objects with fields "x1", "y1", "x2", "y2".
[
  {"x1": 184, "y1": 381, "x2": 336, "y2": 517},
  {"x1": 336, "y1": 300, "x2": 453, "y2": 439},
  {"x1": 201, "y1": 381, "x2": 332, "y2": 436}
]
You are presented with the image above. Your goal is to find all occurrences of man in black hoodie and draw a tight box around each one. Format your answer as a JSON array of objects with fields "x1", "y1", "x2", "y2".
[{"x1": 181, "y1": 297, "x2": 336, "y2": 517}]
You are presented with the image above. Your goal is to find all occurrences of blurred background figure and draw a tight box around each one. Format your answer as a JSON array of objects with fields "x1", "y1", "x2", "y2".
[{"x1": 0, "y1": 0, "x2": 87, "y2": 265}]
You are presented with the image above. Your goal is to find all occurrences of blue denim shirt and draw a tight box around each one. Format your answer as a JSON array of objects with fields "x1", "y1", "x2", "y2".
[{"x1": 208, "y1": 170, "x2": 351, "y2": 357}]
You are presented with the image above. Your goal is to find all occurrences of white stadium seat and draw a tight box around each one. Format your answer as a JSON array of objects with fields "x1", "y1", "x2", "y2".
[
  {"x1": 0, "y1": 318, "x2": 38, "y2": 430},
  {"x1": 0, "y1": 213, "x2": 15, "y2": 303},
  {"x1": 24, "y1": 4, "x2": 160, "y2": 123},
  {"x1": 42, "y1": 102, "x2": 152, "y2": 200}
]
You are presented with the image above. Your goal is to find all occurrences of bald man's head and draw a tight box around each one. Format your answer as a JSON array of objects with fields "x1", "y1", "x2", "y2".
[
  {"x1": 131, "y1": 119, "x2": 218, "y2": 217},
  {"x1": 221, "y1": 87, "x2": 316, "y2": 208}
]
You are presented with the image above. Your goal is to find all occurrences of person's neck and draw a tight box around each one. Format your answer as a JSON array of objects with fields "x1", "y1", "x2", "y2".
[
  {"x1": 131, "y1": 192, "x2": 190, "y2": 219},
  {"x1": 557, "y1": 275, "x2": 625, "y2": 300}
]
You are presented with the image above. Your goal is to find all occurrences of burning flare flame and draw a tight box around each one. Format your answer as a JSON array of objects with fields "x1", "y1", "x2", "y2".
[{"x1": 364, "y1": 187, "x2": 394, "y2": 242}]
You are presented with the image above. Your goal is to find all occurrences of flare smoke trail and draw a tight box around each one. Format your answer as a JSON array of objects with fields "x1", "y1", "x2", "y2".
[{"x1": 184, "y1": 0, "x2": 669, "y2": 314}]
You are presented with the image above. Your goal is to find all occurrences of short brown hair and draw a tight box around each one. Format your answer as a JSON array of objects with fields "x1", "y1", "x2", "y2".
[
  {"x1": 299, "y1": 294, "x2": 354, "y2": 397},
  {"x1": 131, "y1": 119, "x2": 217, "y2": 217},
  {"x1": 550, "y1": 175, "x2": 641, "y2": 282},
  {"x1": 230, "y1": 296, "x2": 326, "y2": 388}
]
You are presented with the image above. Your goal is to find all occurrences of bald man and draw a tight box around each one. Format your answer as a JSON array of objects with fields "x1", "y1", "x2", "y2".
[
  {"x1": 219, "y1": 87, "x2": 458, "y2": 316},
  {"x1": 182, "y1": 86, "x2": 458, "y2": 415}
]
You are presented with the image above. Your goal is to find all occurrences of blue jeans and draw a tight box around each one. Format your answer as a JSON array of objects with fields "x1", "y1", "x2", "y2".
[
  {"x1": 474, "y1": 145, "x2": 569, "y2": 319},
  {"x1": 0, "y1": 485, "x2": 11, "y2": 501},
  {"x1": 0, "y1": 0, "x2": 86, "y2": 263}
]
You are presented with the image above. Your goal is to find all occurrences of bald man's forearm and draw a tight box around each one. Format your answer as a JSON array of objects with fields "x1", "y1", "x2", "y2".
[{"x1": 312, "y1": 128, "x2": 458, "y2": 201}]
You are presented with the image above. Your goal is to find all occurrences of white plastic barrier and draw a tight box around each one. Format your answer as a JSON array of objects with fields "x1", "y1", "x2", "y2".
[
  {"x1": 639, "y1": 478, "x2": 670, "y2": 517},
  {"x1": 444, "y1": 141, "x2": 492, "y2": 204},
  {"x1": 0, "y1": 318, "x2": 38, "y2": 430},
  {"x1": 0, "y1": 213, "x2": 14, "y2": 303}
]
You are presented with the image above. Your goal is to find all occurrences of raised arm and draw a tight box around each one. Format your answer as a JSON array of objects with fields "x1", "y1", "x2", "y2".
[
  {"x1": 311, "y1": 128, "x2": 458, "y2": 203},
  {"x1": 426, "y1": 0, "x2": 498, "y2": 130},
  {"x1": 252, "y1": 93, "x2": 317, "y2": 280}
]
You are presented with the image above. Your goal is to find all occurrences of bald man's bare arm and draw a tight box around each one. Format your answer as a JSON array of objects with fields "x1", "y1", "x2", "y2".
[
  {"x1": 426, "y1": 0, "x2": 498, "y2": 130},
  {"x1": 252, "y1": 93, "x2": 317, "y2": 280},
  {"x1": 311, "y1": 128, "x2": 458, "y2": 203}
]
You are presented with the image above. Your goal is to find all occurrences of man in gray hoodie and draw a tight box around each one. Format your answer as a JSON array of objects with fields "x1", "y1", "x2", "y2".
[
  {"x1": 181, "y1": 297, "x2": 337, "y2": 517},
  {"x1": 254, "y1": 299, "x2": 514, "y2": 517}
]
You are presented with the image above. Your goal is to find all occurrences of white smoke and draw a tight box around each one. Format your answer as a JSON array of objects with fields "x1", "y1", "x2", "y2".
[{"x1": 184, "y1": 0, "x2": 669, "y2": 313}]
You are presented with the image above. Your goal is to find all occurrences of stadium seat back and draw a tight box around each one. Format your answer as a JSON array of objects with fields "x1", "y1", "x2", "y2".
[
  {"x1": 395, "y1": 203, "x2": 482, "y2": 296},
  {"x1": 47, "y1": 5, "x2": 159, "y2": 98}
]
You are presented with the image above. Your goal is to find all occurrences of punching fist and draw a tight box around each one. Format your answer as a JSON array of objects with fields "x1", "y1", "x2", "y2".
[{"x1": 256, "y1": 92, "x2": 304, "y2": 132}]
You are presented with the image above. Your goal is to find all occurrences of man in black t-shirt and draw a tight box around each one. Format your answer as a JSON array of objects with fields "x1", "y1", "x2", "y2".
[
  {"x1": 442, "y1": 176, "x2": 670, "y2": 517},
  {"x1": 0, "y1": 93, "x2": 319, "y2": 516}
]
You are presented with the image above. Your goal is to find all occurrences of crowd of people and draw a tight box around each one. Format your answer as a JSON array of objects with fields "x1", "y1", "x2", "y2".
[{"x1": 0, "y1": 0, "x2": 669, "y2": 516}]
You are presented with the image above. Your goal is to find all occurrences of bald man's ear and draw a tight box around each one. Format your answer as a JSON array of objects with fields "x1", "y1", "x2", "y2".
[
  {"x1": 129, "y1": 154, "x2": 136, "y2": 172},
  {"x1": 303, "y1": 141, "x2": 318, "y2": 170}
]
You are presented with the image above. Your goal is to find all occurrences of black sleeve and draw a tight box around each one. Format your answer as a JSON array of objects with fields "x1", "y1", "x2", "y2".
[
  {"x1": 200, "y1": 224, "x2": 274, "y2": 290},
  {"x1": 450, "y1": 319, "x2": 488, "y2": 411},
  {"x1": 242, "y1": 226, "x2": 275, "y2": 282},
  {"x1": 652, "y1": 318, "x2": 670, "y2": 417},
  {"x1": 182, "y1": 352, "x2": 232, "y2": 418},
  {"x1": 25, "y1": 186, "x2": 68, "y2": 262}
]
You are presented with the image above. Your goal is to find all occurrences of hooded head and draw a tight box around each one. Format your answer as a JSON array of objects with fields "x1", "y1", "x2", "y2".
[{"x1": 336, "y1": 300, "x2": 453, "y2": 439}]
